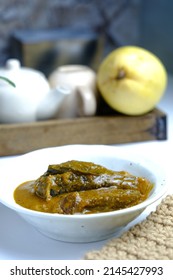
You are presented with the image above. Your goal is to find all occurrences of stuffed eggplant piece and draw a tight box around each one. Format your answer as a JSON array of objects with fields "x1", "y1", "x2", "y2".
[
  {"x1": 34, "y1": 160, "x2": 141, "y2": 200},
  {"x1": 14, "y1": 160, "x2": 153, "y2": 214},
  {"x1": 53, "y1": 187, "x2": 144, "y2": 214}
]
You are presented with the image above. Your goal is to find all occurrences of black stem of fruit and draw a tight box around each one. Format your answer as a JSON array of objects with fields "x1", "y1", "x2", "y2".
[{"x1": 116, "y1": 68, "x2": 126, "y2": 80}]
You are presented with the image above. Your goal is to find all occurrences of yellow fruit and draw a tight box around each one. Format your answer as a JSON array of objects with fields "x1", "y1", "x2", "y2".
[{"x1": 97, "y1": 46, "x2": 167, "y2": 115}]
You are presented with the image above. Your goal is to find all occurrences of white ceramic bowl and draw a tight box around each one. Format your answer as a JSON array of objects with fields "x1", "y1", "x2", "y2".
[{"x1": 0, "y1": 145, "x2": 167, "y2": 242}]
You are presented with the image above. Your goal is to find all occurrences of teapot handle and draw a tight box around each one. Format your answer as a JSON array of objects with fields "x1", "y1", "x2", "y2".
[{"x1": 76, "y1": 86, "x2": 97, "y2": 117}]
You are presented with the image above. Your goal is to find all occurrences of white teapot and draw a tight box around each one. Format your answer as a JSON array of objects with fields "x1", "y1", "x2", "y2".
[{"x1": 0, "y1": 59, "x2": 97, "y2": 123}]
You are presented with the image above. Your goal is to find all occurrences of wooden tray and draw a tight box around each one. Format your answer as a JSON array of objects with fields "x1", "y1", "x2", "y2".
[{"x1": 0, "y1": 108, "x2": 167, "y2": 156}]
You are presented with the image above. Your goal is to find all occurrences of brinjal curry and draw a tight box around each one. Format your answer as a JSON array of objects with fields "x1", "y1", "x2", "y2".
[{"x1": 14, "y1": 160, "x2": 153, "y2": 214}]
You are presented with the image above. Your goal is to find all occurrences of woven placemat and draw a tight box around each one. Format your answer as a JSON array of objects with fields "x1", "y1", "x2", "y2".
[{"x1": 85, "y1": 195, "x2": 173, "y2": 260}]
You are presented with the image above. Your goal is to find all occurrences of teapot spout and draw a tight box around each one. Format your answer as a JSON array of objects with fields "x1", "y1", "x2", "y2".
[{"x1": 36, "y1": 85, "x2": 71, "y2": 120}]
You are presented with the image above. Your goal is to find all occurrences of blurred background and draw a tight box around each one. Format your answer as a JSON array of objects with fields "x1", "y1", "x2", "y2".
[{"x1": 0, "y1": 0, "x2": 172, "y2": 76}]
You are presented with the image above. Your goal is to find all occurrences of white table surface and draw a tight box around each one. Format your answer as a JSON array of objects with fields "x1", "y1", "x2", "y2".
[{"x1": 0, "y1": 76, "x2": 173, "y2": 260}]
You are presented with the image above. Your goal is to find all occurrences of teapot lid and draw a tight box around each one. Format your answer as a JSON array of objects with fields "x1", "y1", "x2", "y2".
[
  {"x1": 5, "y1": 59, "x2": 21, "y2": 70},
  {"x1": 0, "y1": 59, "x2": 48, "y2": 88}
]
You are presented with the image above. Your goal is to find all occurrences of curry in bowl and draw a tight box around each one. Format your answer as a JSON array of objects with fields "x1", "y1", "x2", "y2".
[{"x1": 14, "y1": 160, "x2": 153, "y2": 214}]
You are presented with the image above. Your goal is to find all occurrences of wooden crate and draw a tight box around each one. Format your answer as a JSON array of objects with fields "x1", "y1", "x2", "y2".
[{"x1": 0, "y1": 108, "x2": 167, "y2": 156}]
